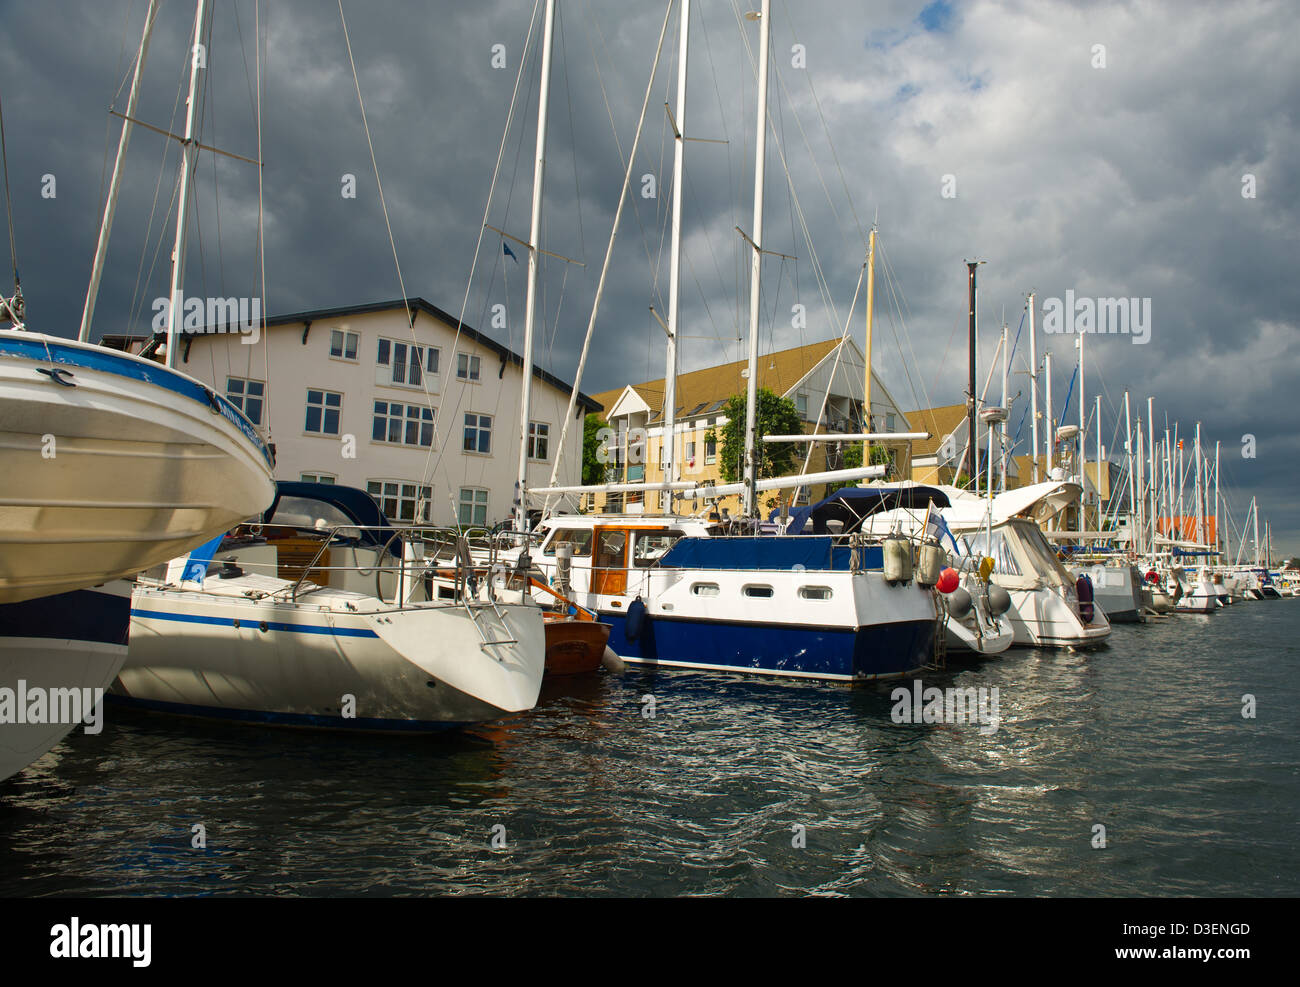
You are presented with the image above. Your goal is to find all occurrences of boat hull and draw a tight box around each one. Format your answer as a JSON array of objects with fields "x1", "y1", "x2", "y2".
[
  {"x1": 114, "y1": 585, "x2": 546, "y2": 731},
  {"x1": 542, "y1": 616, "x2": 611, "y2": 675},
  {"x1": 0, "y1": 582, "x2": 131, "y2": 781},
  {"x1": 0, "y1": 331, "x2": 275, "y2": 603}
]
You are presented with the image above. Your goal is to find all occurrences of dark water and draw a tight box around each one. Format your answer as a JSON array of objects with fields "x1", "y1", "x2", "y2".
[{"x1": 2, "y1": 601, "x2": 1297, "y2": 897}]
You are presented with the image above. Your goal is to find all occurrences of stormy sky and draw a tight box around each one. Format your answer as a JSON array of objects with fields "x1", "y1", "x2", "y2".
[{"x1": 1, "y1": 0, "x2": 1297, "y2": 553}]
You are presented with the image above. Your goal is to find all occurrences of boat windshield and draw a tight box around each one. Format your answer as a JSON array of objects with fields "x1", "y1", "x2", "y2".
[
  {"x1": 269, "y1": 496, "x2": 362, "y2": 532},
  {"x1": 1009, "y1": 520, "x2": 1074, "y2": 584}
]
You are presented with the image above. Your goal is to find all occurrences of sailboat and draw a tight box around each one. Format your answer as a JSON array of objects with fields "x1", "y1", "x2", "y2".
[
  {"x1": 496, "y1": 0, "x2": 941, "y2": 682},
  {"x1": 111, "y1": 483, "x2": 546, "y2": 729},
  {"x1": 1, "y1": 0, "x2": 273, "y2": 781},
  {"x1": 0, "y1": 0, "x2": 274, "y2": 605}
]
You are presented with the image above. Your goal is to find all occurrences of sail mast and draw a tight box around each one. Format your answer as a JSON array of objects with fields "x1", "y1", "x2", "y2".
[
  {"x1": 164, "y1": 0, "x2": 209, "y2": 368},
  {"x1": 740, "y1": 0, "x2": 771, "y2": 519},
  {"x1": 514, "y1": 0, "x2": 557, "y2": 532},
  {"x1": 862, "y1": 225, "x2": 876, "y2": 472},
  {"x1": 1028, "y1": 292, "x2": 1039, "y2": 484},
  {"x1": 661, "y1": 0, "x2": 689, "y2": 512},
  {"x1": 80, "y1": 0, "x2": 160, "y2": 342}
]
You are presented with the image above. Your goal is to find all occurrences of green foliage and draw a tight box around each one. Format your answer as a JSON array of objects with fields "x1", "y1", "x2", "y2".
[
  {"x1": 706, "y1": 389, "x2": 802, "y2": 483},
  {"x1": 826, "y1": 443, "x2": 892, "y2": 494},
  {"x1": 582, "y1": 414, "x2": 605, "y2": 485}
]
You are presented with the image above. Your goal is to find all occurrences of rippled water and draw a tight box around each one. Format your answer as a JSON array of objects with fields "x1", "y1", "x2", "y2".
[{"x1": 2, "y1": 601, "x2": 1297, "y2": 896}]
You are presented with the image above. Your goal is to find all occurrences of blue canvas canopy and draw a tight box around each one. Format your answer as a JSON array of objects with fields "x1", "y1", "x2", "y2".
[
  {"x1": 657, "y1": 536, "x2": 884, "y2": 572},
  {"x1": 782, "y1": 485, "x2": 950, "y2": 536},
  {"x1": 264, "y1": 481, "x2": 403, "y2": 553}
]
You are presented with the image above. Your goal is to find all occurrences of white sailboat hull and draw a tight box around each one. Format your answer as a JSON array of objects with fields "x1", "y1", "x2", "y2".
[
  {"x1": 114, "y1": 582, "x2": 546, "y2": 730},
  {"x1": 0, "y1": 331, "x2": 275, "y2": 603}
]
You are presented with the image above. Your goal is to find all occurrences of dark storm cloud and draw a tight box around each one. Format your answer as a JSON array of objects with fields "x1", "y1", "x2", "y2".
[{"x1": 1, "y1": 0, "x2": 1296, "y2": 550}]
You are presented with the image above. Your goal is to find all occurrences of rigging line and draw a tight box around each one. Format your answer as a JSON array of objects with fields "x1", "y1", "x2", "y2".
[
  {"x1": 546, "y1": 0, "x2": 675, "y2": 497},
  {"x1": 583, "y1": 10, "x2": 672, "y2": 312},
  {"x1": 0, "y1": 92, "x2": 20, "y2": 289},
  {"x1": 877, "y1": 238, "x2": 934, "y2": 415},
  {"x1": 419, "y1": 0, "x2": 542, "y2": 488},
  {"x1": 776, "y1": 2, "x2": 865, "y2": 246},
  {"x1": 255, "y1": 0, "x2": 271, "y2": 435},
  {"x1": 338, "y1": 0, "x2": 412, "y2": 327},
  {"x1": 127, "y1": 18, "x2": 192, "y2": 331}
]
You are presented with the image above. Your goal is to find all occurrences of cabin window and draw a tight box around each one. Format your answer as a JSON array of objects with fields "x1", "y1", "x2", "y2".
[
  {"x1": 595, "y1": 531, "x2": 627, "y2": 569},
  {"x1": 226, "y1": 376, "x2": 264, "y2": 425},
  {"x1": 330, "y1": 329, "x2": 359, "y2": 361},
  {"x1": 305, "y1": 389, "x2": 342, "y2": 435},
  {"x1": 743, "y1": 584, "x2": 774, "y2": 598},
  {"x1": 542, "y1": 529, "x2": 593, "y2": 557},
  {"x1": 633, "y1": 531, "x2": 681, "y2": 567},
  {"x1": 799, "y1": 586, "x2": 832, "y2": 600},
  {"x1": 691, "y1": 583, "x2": 720, "y2": 597}
]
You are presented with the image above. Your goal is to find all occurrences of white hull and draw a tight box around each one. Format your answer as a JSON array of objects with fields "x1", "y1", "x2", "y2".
[
  {"x1": 0, "y1": 581, "x2": 132, "y2": 782},
  {"x1": 116, "y1": 580, "x2": 546, "y2": 730},
  {"x1": 0, "y1": 331, "x2": 275, "y2": 603},
  {"x1": 1002, "y1": 584, "x2": 1112, "y2": 648}
]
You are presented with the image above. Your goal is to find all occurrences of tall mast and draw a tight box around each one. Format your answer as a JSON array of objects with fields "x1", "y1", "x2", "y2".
[
  {"x1": 1124, "y1": 392, "x2": 1134, "y2": 548},
  {"x1": 164, "y1": 0, "x2": 209, "y2": 368},
  {"x1": 1043, "y1": 352, "x2": 1053, "y2": 475},
  {"x1": 1252, "y1": 497, "x2": 1259, "y2": 566},
  {"x1": 1134, "y1": 413, "x2": 1145, "y2": 556},
  {"x1": 1095, "y1": 394, "x2": 1101, "y2": 527},
  {"x1": 740, "y1": 0, "x2": 771, "y2": 519},
  {"x1": 660, "y1": 0, "x2": 690, "y2": 512},
  {"x1": 1193, "y1": 422, "x2": 1203, "y2": 546},
  {"x1": 80, "y1": 0, "x2": 160, "y2": 342},
  {"x1": 514, "y1": 0, "x2": 556, "y2": 532},
  {"x1": 964, "y1": 261, "x2": 980, "y2": 489},
  {"x1": 1147, "y1": 397, "x2": 1156, "y2": 562},
  {"x1": 999, "y1": 319, "x2": 1008, "y2": 493},
  {"x1": 1028, "y1": 293, "x2": 1039, "y2": 484},
  {"x1": 1214, "y1": 440, "x2": 1221, "y2": 558},
  {"x1": 862, "y1": 225, "x2": 876, "y2": 471},
  {"x1": 1077, "y1": 332, "x2": 1086, "y2": 512}
]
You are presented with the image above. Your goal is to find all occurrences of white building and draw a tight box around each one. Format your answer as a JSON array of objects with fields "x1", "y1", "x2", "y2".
[{"x1": 106, "y1": 298, "x2": 599, "y2": 527}]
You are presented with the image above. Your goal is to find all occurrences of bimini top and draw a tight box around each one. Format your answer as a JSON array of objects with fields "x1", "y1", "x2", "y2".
[
  {"x1": 782, "y1": 485, "x2": 951, "y2": 537},
  {"x1": 264, "y1": 481, "x2": 402, "y2": 552}
]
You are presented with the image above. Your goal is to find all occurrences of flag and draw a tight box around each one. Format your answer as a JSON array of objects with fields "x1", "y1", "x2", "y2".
[
  {"x1": 923, "y1": 504, "x2": 959, "y2": 551},
  {"x1": 503, "y1": 241, "x2": 518, "y2": 263},
  {"x1": 181, "y1": 533, "x2": 225, "y2": 585}
]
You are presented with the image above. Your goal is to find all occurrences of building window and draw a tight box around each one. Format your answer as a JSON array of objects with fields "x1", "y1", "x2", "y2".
[
  {"x1": 367, "y1": 480, "x2": 432, "y2": 523},
  {"x1": 458, "y1": 487, "x2": 489, "y2": 527},
  {"x1": 330, "y1": 329, "x2": 359, "y2": 360},
  {"x1": 376, "y1": 338, "x2": 434, "y2": 388},
  {"x1": 300, "y1": 472, "x2": 337, "y2": 485},
  {"x1": 705, "y1": 435, "x2": 717, "y2": 465},
  {"x1": 457, "y1": 353, "x2": 481, "y2": 381},
  {"x1": 305, "y1": 389, "x2": 342, "y2": 435},
  {"x1": 795, "y1": 392, "x2": 808, "y2": 419},
  {"x1": 685, "y1": 440, "x2": 696, "y2": 467},
  {"x1": 226, "y1": 376, "x2": 264, "y2": 426},
  {"x1": 886, "y1": 412, "x2": 896, "y2": 432},
  {"x1": 463, "y1": 413, "x2": 492, "y2": 454},
  {"x1": 528, "y1": 421, "x2": 549, "y2": 461},
  {"x1": 373, "y1": 400, "x2": 435, "y2": 447}
]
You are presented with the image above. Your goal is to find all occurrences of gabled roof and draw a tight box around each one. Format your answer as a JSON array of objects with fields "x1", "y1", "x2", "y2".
[
  {"x1": 907, "y1": 403, "x2": 969, "y2": 459},
  {"x1": 102, "y1": 296, "x2": 602, "y2": 412},
  {"x1": 589, "y1": 338, "x2": 846, "y2": 424}
]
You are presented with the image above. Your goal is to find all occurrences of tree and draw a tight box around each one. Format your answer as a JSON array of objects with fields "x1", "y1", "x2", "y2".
[
  {"x1": 706, "y1": 388, "x2": 801, "y2": 483},
  {"x1": 582, "y1": 413, "x2": 605, "y2": 485},
  {"x1": 825, "y1": 443, "x2": 893, "y2": 494}
]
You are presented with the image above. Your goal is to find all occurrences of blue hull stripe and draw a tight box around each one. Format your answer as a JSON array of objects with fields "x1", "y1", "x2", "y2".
[
  {"x1": 602, "y1": 610, "x2": 933, "y2": 679},
  {"x1": 131, "y1": 607, "x2": 379, "y2": 638},
  {"x1": 106, "y1": 693, "x2": 464, "y2": 732},
  {"x1": 1, "y1": 334, "x2": 273, "y2": 468},
  {"x1": 0, "y1": 586, "x2": 130, "y2": 645}
]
